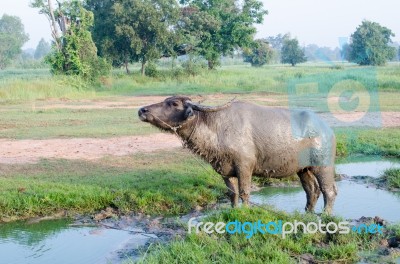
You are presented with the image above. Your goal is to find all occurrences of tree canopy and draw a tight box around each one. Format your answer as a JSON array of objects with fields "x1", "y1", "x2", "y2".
[
  {"x1": 242, "y1": 39, "x2": 273, "y2": 67},
  {"x1": 0, "y1": 14, "x2": 29, "y2": 69},
  {"x1": 88, "y1": 0, "x2": 179, "y2": 75},
  {"x1": 180, "y1": 0, "x2": 267, "y2": 69},
  {"x1": 281, "y1": 37, "x2": 306, "y2": 66},
  {"x1": 88, "y1": 0, "x2": 267, "y2": 73},
  {"x1": 347, "y1": 20, "x2": 396, "y2": 66},
  {"x1": 31, "y1": 0, "x2": 110, "y2": 81}
]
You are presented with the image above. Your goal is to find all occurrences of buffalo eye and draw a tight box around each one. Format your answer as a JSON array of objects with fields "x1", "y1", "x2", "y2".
[{"x1": 171, "y1": 101, "x2": 179, "y2": 107}]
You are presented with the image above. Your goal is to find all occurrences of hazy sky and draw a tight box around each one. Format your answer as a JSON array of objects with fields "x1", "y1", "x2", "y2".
[{"x1": 1, "y1": 0, "x2": 399, "y2": 49}]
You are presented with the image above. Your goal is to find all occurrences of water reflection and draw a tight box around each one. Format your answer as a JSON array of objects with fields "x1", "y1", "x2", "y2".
[
  {"x1": 252, "y1": 181, "x2": 400, "y2": 222},
  {"x1": 0, "y1": 219, "x2": 143, "y2": 264},
  {"x1": 336, "y1": 156, "x2": 400, "y2": 178}
]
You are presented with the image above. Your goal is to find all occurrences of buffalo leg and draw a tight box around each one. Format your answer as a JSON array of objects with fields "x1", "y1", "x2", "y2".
[
  {"x1": 237, "y1": 167, "x2": 252, "y2": 206},
  {"x1": 310, "y1": 166, "x2": 337, "y2": 215},
  {"x1": 297, "y1": 169, "x2": 321, "y2": 213},
  {"x1": 223, "y1": 177, "x2": 239, "y2": 207}
]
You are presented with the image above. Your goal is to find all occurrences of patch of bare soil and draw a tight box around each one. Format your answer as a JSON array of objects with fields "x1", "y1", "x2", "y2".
[
  {"x1": 32, "y1": 94, "x2": 282, "y2": 111},
  {"x1": 0, "y1": 133, "x2": 180, "y2": 164}
]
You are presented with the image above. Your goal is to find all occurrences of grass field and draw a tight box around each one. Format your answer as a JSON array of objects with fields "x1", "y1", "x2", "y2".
[
  {"x1": 1, "y1": 64, "x2": 399, "y2": 262},
  {"x1": 1, "y1": 64, "x2": 400, "y2": 101}
]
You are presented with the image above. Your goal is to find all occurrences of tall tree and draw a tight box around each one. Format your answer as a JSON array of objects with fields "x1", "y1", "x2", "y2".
[
  {"x1": 265, "y1": 33, "x2": 290, "y2": 50},
  {"x1": 242, "y1": 39, "x2": 273, "y2": 67},
  {"x1": 34, "y1": 38, "x2": 51, "y2": 59},
  {"x1": 281, "y1": 37, "x2": 306, "y2": 66},
  {"x1": 263, "y1": 33, "x2": 290, "y2": 63},
  {"x1": 31, "y1": 0, "x2": 110, "y2": 80},
  {"x1": 86, "y1": 0, "x2": 133, "y2": 73},
  {"x1": 88, "y1": 0, "x2": 179, "y2": 75},
  {"x1": 0, "y1": 14, "x2": 29, "y2": 69},
  {"x1": 31, "y1": 0, "x2": 62, "y2": 51},
  {"x1": 348, "y1": 20, "x2": 396, "y2": 66},
  {"x1": 180, "y1": 0, "x2": 267, "y2": 69}
]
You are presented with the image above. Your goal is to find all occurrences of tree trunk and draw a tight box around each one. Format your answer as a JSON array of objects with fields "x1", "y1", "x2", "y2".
[
  {"x1": 125, "y1": 61, "x2": 130, "y2": 74},
  {"x1": 141, "y1": 61, "x2": 146, "y2": 76},
  {"x1": 207, "y1": 59, "x2": 214, "y2": 70},
  {"x1": 48, "y1": 0, "x2": 61, "y2": 51}
]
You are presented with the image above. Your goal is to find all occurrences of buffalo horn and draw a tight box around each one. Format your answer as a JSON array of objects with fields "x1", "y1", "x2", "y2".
[{"x1": 186, "y1": 98, "x2": 236, "y2": 112}]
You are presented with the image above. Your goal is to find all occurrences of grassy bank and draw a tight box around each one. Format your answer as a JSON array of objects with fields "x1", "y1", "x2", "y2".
[
  {"x1": 137, "y1": 207, "x2": 386, "y2": 263},
  {"x1": 383, "y1": 168, "x2": 400, "y2": 188},
  {"x1": 0, "y1": 128, "x2": 398, "y2": 222},
  {"x1": 336, "y1": 128, "x2": 400, "y2": 158},
  {"x1": 0, "y1": 151, "x2": 225, "y2": 222}
]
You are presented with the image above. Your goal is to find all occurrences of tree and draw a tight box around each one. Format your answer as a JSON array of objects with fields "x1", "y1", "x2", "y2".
[
  {"x1": 242, "y1": 39, "x2": 273, "y2": 67},
  {"x1": 0, "y1": 14, "x2": 29, "y2": 69},
  {"x1": 265, "y1": 33, "x2": 290, "y2": 50},
  {"x1": 31, "y1": 0, "x2": 110, "y2": 80},
  {"x1": 31, "y1": 0, "x2": 62, "y2": 51},
  {"x1": 281, "y1": 38, "x2": 306, "y2": 66},
  {"x1": 34, "y1": 38, "x2": 51, "y2": 59},
  {"x1": 263, "y1": 33, "x2": 290, "y2": 63},
  {"x1": 180, "y1": 0, "x2": 268, "y2": 69},
  {"x1": 398, "y1": 46, "x2": 400, "y2": 61},
  {"x1": 86, "y1": 0, "x2": 134, "y2": 73},
  {"x1": 348, "y1": 20, "x2": 396, "y2": 66},
  {"x1": 88, "y1": 0, "x2": 179, "y2": 75}
]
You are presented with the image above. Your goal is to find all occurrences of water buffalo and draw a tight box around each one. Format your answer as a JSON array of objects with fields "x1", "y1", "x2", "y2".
[{"x1": 138, "y1": 96, "x2": 337, "y2": 214}]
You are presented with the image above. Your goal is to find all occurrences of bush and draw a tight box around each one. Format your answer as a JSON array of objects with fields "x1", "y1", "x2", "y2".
[
  {"x1": 145, "y1": 62, "x2": 159, "y2": 77},
  {"x1": 181, "y1": 58, "x2": 207, "y2": 76}
]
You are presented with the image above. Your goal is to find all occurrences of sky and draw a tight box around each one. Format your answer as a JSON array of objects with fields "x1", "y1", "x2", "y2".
[{"x1": 1, "y1": 0, "x2": 399, "y2": 50}]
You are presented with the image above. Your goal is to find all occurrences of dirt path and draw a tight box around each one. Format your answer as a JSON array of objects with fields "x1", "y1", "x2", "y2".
[{"x1": 0, "y1": 133, "x2": 181, "y2": 164}]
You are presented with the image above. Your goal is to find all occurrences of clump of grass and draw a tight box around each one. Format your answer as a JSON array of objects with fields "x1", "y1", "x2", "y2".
[
  {"x1": 138, "y1": 207, "x2": 380, "y2": 263},
  {"x1": 382, "y1": 168, "x2": 400, "y2": 188},
  {"x1": 335, "y1": 128, "x2": 400, "y2": 158}
]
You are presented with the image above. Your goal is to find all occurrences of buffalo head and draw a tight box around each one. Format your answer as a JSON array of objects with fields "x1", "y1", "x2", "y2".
[{"x1": 138, "y1": 96, "x2": 233, "y2": 130}]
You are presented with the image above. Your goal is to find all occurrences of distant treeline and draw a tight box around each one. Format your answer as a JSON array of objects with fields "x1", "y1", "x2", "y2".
[{"x1": 1, "y1": 1, "x2": 399, "y2": 80}]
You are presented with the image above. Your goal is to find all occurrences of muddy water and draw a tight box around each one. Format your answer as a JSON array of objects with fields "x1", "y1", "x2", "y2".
[
  {"x1": 0, "y1": 219, "x2": 151, "y2": 264},
  {"x1": 252, "y1": 157, "x2": 400, "y2": 222}
]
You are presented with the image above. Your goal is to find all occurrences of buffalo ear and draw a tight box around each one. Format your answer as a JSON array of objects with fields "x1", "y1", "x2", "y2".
[{"x1": 184, "y1": 106, "x2": 194, "y2": 119}]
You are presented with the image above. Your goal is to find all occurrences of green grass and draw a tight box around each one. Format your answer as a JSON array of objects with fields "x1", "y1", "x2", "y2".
[
  {"x1": 137, "y1": 207, "x2": 381, "y2": 263},
  {"x1": 335, "y1": 128, "x2": 400, "y2": 158},
  {"x1": 0, "y1": 151, "x2": 225, "y2": 222},
  {"x1": 1, "y1": 64, "x2": 400, "y2": 102},
  {"x1": 0, "y1": 107, "x2": 156, "y2": 139},
  {"x1": 382, "y1": 168, "x2": 400, "y2": 188},
  {"x1": 0, "y1": 73, "x2": 97, "y2": 102}
]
